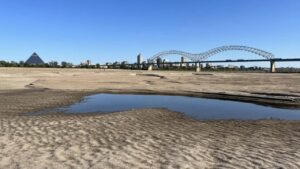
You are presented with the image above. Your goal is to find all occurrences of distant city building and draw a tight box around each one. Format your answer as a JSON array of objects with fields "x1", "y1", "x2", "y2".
[
  {"x1": 172, "y1": 63, "x2": 181, "y2": 67},
  {"x1": 206, "y1": 63, "x2": 213, "y2": 68},
  {"x1": 249, "y1": 66, "x2": 259, "y2": 70},
  {"x1": 87, "y1": 60, "x2": 91, "y2": 65},
  {"x1": 25, "y1": 52, "x2": 44, "y2": 65},
  {"x1": 227, "y1": 64, "x2": 238, "y2": 69},
  {"x1": 137, "y1": 53, "x2": 143, "y2": 68},
  {"x1": 81, "y1": 60, "x2": 91, "y2": 66},
  {"x1": 217, "y1": 65, "x2": 224, "y2": 69}
]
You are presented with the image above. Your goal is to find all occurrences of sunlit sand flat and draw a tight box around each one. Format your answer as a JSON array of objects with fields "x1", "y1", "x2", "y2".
[
  {"x1": 0, "y1": 68, "x2": 300, "y2": 168},
  {"x1": 1, "y1": 68, "x2": 300, "y2": 107}
]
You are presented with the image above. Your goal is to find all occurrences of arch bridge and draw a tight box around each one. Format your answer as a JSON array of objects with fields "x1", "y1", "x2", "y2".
[
  {"x1": 146, "y1": 45, "x2": 277, "y2": 72},
  {"x1": 149, "y1": 45, "x2": 275, "y2": 62}
]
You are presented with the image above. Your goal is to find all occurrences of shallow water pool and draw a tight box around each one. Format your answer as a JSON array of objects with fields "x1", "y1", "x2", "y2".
[{"x1": 52, "y1": 94, "x2": 300, "y2": 120}]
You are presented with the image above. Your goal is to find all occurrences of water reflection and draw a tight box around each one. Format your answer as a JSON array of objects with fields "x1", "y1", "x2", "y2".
[{"x1": 57, "y1": 94, "x2": 300, "y2": 120}]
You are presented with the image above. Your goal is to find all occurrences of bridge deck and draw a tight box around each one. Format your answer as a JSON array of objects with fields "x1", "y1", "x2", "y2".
[{"x1": 159, "y1": 58, "x2": 300, "y2": 64}]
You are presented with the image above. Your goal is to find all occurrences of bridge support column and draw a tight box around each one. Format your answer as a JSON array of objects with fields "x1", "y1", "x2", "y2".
[
  {"x1": 196, "y1": 63, "x2": 201, "y2": 72},
  {"x1": 180, "y1": 57, "x2": 184, "y2": 68},
  {"x1": 148, "y1": 64, "x2": 153, "y2": 71},
  {"x1": 270, "y1": 60, "x2": 276, "y2": 73}
]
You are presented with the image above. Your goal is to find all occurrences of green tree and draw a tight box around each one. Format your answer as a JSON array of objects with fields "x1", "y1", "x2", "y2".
[
  {"x1": 49, "y1": 61, "x2": 59, "y2": 68},
  {"x1": 19, "y1": 61, "x2": 25, "y2": 67},
  {"x1": 61, "y1": 61, "x2": 67, "y2": 68},
  {"x1": 0, "y1": 61, "x2": 7, "y2": 67}
]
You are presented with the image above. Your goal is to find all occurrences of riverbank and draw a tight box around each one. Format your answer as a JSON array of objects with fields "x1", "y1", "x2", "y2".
[
  {"x1": 1, "y1": 68, "x2": 300, "y2": 168},
  {"x1": 1, "y1": 68, "x2": 300, "y2": 108},
  {"x1": 0, "y1": 89, "x2": 299, "y2": 168}
]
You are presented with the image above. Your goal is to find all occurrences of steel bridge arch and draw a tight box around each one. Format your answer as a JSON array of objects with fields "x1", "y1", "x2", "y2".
[
  {"x1": 149, "y1": 45, "x2": 275, "y2": 62},
  {"x1": 149, "y1": 50, "x2": 196, "y2": 63}
]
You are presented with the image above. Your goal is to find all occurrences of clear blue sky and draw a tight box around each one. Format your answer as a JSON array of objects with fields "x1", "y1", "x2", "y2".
[{"x1": 0, "y1": 0, "x2": 300, "y2": 67}]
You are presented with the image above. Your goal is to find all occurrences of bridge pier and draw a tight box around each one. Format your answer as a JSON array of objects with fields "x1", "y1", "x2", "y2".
[
  {"x1": 270, "y1": 60, "x2": 276, "y2": 73},
  {"x1": 180, "y1": 57, "x2": 186, "y2": 68},
  {"x1": 147, "y1": 64, "x2": 153, "y2": 71},
  {"x1": 195, "y1": 63, "x2": 201, "y2": 72}
]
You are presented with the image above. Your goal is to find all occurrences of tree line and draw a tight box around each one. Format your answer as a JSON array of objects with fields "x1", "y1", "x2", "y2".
[
  {"x1": 0, "y1": 60, "x2": 101, "y2": 68},
  {"x1": 1, "y1": 60, "x2": 299, "y2": 73}
]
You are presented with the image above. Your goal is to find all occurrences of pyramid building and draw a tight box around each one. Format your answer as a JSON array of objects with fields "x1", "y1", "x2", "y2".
[{"x1": 25, "y1": 52, "x2": 45, "y2": 65}]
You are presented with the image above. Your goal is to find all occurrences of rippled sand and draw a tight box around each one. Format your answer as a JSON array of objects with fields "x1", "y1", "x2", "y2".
[
  {"x1": 0, "y1": 68, "x2": 300, "y2": 168},
  {"x1": 1, "y1": 108, "x2": 300, "y2": 168}
]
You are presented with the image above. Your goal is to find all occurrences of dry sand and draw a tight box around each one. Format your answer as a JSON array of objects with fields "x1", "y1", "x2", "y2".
[
  {"x1": 1, "y1": 67, "x2": 300, "y2": 107},
  {"x1": 0, "y1": 68, "x2": 300, "y2": 168},
  {"x1": 1, "y1": 108, "x2": 300, "y2": 168}
]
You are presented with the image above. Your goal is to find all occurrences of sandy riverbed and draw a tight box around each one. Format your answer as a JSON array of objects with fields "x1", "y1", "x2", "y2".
[
  {"x1": 1, "y1": 68, "x2": 300, "y2": 107},
  {"x1": 0, "y1": 68, "x2": 300, "y2": 168},
  {"x1": 1, "y1": 108, "x2": 300, "y2": 168}
]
